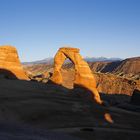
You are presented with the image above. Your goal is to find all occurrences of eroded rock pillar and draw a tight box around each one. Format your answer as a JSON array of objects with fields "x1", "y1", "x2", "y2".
[
  {"x1": 0, "y1": 45, "x2": 29, "y2": 80},
  {"x1": 51, "y1": 50, "x2": 67, "y2": 84}
]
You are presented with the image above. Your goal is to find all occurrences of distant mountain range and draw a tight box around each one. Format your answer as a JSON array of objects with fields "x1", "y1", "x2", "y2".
[
  {"x1": 23, "y1": 57, "x2": 122, "y2": 65},
  {"x1": 22, "y1": 58, "x2": 54, "y2": 65},
  {"x1": 84, "y1": 57, "x2": 122, "y2": 62}
]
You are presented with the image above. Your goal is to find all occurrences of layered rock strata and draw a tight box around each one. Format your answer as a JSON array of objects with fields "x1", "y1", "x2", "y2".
[
  {"x1": 0, "y1": 45, "x2": 29, "y2": 80},
  {"x1": 51, "y1": 47, "x2": 102, "y2": 104}
]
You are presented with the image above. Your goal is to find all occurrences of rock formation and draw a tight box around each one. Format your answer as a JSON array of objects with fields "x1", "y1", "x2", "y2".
[
  {"x1": 113, "y1": 57, "x2": 140, "y2": 75},
  {"x1": 51, "y1": 47, "x2": 102, "y2": 104},
  {"x1": 95, "y1": 72, "x2": 140, "y2": 95},
  {"x1": 0, "y1": 45, "x2": 29, "y2": 80}
]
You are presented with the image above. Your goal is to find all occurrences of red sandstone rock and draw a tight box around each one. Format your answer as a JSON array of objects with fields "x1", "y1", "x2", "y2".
[
  {"x1": 51, "y1": 47, "x2": 102, "y2": 104},
  {"x1": 0, "y1": 45, "x2": 29, "y2": 80}
]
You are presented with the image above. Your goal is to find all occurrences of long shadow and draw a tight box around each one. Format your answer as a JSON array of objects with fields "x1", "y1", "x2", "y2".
[
  {"x1": 47, "y1": 80, "x2": 114, "y2": 123},
  {"x1": 0, "y1": 68, "x2": 18, "y2": 79},
  {"x1": 47, "y1": 80, "x2": 97, "y2": 101},
  {"x1": 100, "y1": 93, "x2": 131, "y2": 106}
]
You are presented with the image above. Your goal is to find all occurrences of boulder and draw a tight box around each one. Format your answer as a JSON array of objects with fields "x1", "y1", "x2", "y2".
[
  {"x1": 0, "y1": 45, "x2": 29, "y2": 80},
  {"x1": 51, "y1": 47, "x2": 102, "y2": 104}
]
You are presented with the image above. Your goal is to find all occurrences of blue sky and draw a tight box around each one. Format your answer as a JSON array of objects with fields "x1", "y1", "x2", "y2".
[{"x1": 0, "y1": 0, "x2": 140, "y2": 61}]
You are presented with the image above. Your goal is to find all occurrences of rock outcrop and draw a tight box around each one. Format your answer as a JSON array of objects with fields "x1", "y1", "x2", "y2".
[
  {"x1": 0, "y1": 45, "x2": 29, "y2": 80},
  {"x1": 51, "y1": 47, "x2": 102, "y2": 104},
  {"x1": 1, "y1": 78, "x2": 140, "y2": 140},
  {"x1": 95, "y1": 72, "x2": 140, "y2": 95}
]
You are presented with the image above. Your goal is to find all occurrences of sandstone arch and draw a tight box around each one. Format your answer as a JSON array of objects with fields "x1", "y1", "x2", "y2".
[
  {"x1": 51, "y1": 47, "x2": 102, "y2": 104},
  {"x1": 0, "y1": 45, "x2": 29, "y2": 80}
]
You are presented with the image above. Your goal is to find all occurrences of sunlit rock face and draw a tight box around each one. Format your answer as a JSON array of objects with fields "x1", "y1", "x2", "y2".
[
  {"x1": 0, "y1": 45, "x2": 29, "y2": 80},
  {"x1": 51, "y1": 47, "x2": 102, "y2": 104}
]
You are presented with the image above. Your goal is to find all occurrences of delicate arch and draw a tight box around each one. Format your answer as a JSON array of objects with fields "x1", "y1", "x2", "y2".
[{"x1": 51, "y1": 47, "x2": 102, "y2": 104}]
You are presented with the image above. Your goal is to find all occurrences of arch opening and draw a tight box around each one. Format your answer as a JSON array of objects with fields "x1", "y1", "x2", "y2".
[{"x1": 61, "y1": 58, "x2": 75, "y2": 89}]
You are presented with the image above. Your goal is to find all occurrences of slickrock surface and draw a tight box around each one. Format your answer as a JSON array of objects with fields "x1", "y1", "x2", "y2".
[
  {"x1": 0, "y1": 45, "x2": 29, "y2": 80},
  {"x1": 0, "y1": 122, "x2": 81, "y2": 140},
  {"x1": 0, "y1": 79, "x2": 140, "y2": 140},
  {"x1": 51, "y1": 47, "x2": 102, "y2": 104}
]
